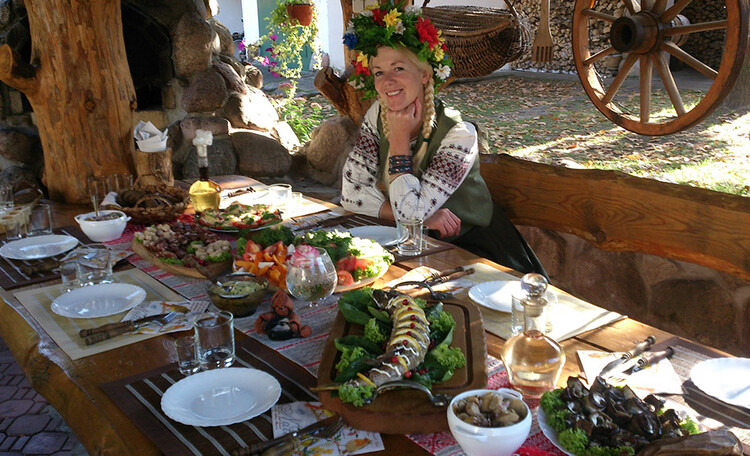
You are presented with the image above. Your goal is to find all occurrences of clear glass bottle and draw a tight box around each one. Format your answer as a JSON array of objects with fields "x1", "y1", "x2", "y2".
[
  {"x1": 500, "y1": 273, "x2": 565, "y2": 398},
  {"x1": 188, "y1": 130, "x2": 221, "y2": 212}
]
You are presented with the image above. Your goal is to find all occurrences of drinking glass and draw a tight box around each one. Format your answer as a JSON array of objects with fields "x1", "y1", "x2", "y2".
[
  {"x1": 286, "y1": 246, "x2": 337, "y2": 309},
  {"x1": 396, "y1": 217, "x2": 424, "y2": 256},
  {"x1": 195, "y1": 311, "x2": 235, "y2": 369},
  {"x1": 27, "y1": 203, "x2": 52, "y2": 236},
  {"x1": 59, "y1": 258, "x2": 80, "y2": 292},
  {"x1": 174, "y1": 335, "x2": 201, "y2": 375},
  {"x1": 0, "y1": 184, "x2": 13, "y2": 214},
  {"x1": 268, "y1": 183, "x2": 292, "y2": 208},
  {"x1": 87, "y1": 176, "x2": 107, "y2": 219},
  {"x1": 107, "y1": 173, "x2": 133, "y2": 194},
  {"x1": 76, "y1": 244, "x2": 113, "y2": 285},
  {"x1": 1, "y1": 213, "x2": 23, "y2": 241}
]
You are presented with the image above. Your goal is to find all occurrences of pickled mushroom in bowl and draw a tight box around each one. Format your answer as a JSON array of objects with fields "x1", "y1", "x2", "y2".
[{"x1": 452, "y1": 392, "x2": 528, "y2": 427}]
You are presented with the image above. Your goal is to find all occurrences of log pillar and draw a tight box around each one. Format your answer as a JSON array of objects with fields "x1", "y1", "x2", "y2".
[{"x1": 0, "y1": 0, "x2": 136, "y2": 204}]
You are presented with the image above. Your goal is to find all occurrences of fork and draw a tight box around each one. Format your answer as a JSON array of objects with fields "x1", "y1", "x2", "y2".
[
  {"x1": 232, "y1": 416, "x2": 344, "y2": 456},
  {"x1": 532, "y1": 0, "x2": 554, "y2": 63},
  {"x1": 363, "y1": 380, "x2": 453, "y2": 407}
]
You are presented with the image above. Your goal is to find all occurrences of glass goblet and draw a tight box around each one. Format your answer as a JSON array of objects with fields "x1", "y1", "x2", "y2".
[{"x1": 286, "y1": 246, "x2": 337, "y2": 310}]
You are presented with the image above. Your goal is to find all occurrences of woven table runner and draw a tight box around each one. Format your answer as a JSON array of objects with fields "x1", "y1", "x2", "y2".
[
  {"x1": 12, "y1": 268, "x2": 184, "y2": 360},
  {"x1": 101, "y1": 337, "x2": 318, "y2": 456},
  {"x1": 0, "y1": 225, "x2": 89, "y2": 290}
]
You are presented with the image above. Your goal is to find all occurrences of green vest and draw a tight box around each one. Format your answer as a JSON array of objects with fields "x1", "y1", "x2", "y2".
[{"x1": 377, "y1": 99, "x2": 493, "y2": 238}]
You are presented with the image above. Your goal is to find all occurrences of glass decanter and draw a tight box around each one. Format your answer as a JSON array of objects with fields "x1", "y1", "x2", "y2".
[
  {"x1": 500, "y1": 273, "x2": 565, "y2": 398},
  {"x1": 188, "y1": 130, "x2": 221, "y2": 212}
]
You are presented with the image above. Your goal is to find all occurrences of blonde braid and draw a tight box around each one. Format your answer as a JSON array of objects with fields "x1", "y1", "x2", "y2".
[
  {"x1": 412, "y1": 78, "x2": 435, "y2": 172},
  {"x1": 380, "y1": 104, "x2": 390, "y2": 140}
]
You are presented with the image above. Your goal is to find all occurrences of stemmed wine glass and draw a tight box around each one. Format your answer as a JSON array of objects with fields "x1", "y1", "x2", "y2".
[{"x1": 286, "y1": 246, "x2": 338, "y2": 309}]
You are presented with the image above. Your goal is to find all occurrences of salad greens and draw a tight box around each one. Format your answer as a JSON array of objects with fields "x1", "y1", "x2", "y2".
[{"x1": 333, "y1": 287, "x2": 466, "y2": 402}]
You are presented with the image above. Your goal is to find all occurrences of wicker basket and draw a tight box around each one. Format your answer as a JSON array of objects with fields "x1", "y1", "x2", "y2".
[
  {"x1": 422, "y1": 0, "x2": 530, "y2": 79},
  {"x1": 104, "y1": 184, "x2": 189, "y2": 225}
]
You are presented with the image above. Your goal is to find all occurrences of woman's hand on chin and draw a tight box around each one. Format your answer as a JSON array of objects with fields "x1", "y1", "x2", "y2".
[
  {"x1": 386, "y1": 98, "x2": 422, "y2": 146},
  {"x1": 425, "y1": 208, "x2": 461, "y2": 239}
]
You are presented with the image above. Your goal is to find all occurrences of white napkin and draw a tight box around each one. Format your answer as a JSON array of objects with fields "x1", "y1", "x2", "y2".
[
  {"x1": 134, "y1": 121, "x2": 168, "y2": 152},
  {"x1": 101, "y1": 191, "x2": 120, "y2": 207}
]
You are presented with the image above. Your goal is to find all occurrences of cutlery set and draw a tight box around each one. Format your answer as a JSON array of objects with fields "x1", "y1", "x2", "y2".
[
  {"x1": 79, "y1": 311, "x2": 182, "y2": 345},
  {"x1": 600, "y1": 335, "x2": 675, "y2": 381},
  {"x1": 232, "y1": 415, "x2": 344, "y2": 456}
]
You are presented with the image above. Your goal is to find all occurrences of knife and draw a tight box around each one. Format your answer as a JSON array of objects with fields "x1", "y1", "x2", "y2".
[
  {"x1": 599, "y1": 335, "x2": 656, "y2": 377},
  {"x1": 78, "y1": 313, "x2": 173, "y2": 338},
  {"x1": 232, "y1": 415, "x2": 341, "y2": 456},
  {"x1": 631, "y1": 347, "x2": 675, "y2": 372}
]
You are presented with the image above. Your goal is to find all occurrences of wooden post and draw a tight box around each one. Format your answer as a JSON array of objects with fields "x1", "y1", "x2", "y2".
[{"x1": 0, "y1": 0, "x2": 136, "y2": 204}]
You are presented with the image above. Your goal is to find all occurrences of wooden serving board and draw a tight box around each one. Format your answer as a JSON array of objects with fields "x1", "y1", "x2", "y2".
[
  {"x1": 131, "y1": 240, "x2": 232, "y2": 279},
  {"x1": 317, "y1": 300, "x2": 488, "y2": 434}
]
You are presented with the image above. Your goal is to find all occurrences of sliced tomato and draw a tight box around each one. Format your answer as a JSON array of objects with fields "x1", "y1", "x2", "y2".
[
  {"x1": 242, "y1": 251, "x2": 262, "y2": 263},
  {"x1": 336, "y1": 270, "x2": 354, "y2": 286},
  {"x1": 336, "y1": 255, "x2": 357, "y2": 272},
  {"x1": 353, "y1": 257, "x2": 371, "y2": 272},
  {"x1": 245, "y1": 240, "x2": 262, "y2": 254}
]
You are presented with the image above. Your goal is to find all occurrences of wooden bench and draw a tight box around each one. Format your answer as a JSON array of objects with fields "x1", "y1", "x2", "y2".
[{"x1": 480, "y1": 153, "x2": 750, "y2": 281}]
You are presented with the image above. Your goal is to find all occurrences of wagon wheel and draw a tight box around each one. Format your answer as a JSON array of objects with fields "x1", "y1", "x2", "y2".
[{"x1": 572, "y1": 0, "x2": 749, "y2": 135}]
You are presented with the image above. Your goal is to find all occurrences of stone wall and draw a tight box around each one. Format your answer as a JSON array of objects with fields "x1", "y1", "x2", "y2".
[{"x1": 520, "y1": 226, "x2": 750, "y2": 357}]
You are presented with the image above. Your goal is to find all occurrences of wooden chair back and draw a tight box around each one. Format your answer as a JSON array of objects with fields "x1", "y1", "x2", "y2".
[{"x1": 480, "y1": 153, "x2": 750, "y2": 281}]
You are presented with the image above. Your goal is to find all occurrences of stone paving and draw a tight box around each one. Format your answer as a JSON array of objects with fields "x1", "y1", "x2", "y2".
[{"x1": 0, "y1": 337, "x2": 87, "y2": 456}]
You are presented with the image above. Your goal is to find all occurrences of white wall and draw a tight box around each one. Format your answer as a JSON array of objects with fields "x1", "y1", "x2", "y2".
[
  {"x1": 215, "y1": 0, "x2": 245, "y2": 35},
  {"x1": 326, "y1": 0, "x2": 505, "y2": 70},
  {"x1": 223, "y1": 0, "x2": 505, "y2": 70}
]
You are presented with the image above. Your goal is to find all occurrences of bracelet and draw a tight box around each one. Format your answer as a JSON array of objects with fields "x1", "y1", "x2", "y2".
[
  {"x1": 388, "y1": 155, "x2": 412, "y2": 167},
  {"x1": 388, "y1": 164, "x2": 412, "y2": 175}
]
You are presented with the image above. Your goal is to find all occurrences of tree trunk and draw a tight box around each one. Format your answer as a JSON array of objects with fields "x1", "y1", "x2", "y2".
[
  {"x1": 723, "y1": 43, "x2": 750, "y2": 111},
  {"x1": 0, "y1": 0, "x2": 136, "y2": 204}
]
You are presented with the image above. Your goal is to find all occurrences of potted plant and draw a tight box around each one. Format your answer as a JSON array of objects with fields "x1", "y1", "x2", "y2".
[
  {"x1": 257, "y1": 0, "x2": 321, "y2": 83},
  {"x1": 285, "y1": 0, "x2": 314, "y2": 26}
]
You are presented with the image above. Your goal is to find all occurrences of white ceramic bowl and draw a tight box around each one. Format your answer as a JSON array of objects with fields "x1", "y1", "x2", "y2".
[
  {"x1": 447, "y1": 388, "x2": 531, "y2": 456},
  {"x1": 75, "y1": 210, "x2": 130, "y2": 242}
]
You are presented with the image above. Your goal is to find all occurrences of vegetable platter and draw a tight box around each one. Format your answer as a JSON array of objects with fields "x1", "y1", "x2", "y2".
[
  {"x1": 131, "y1": 222, "x2": 233, "y2": 279},
  {"x1": 316, "y1": 287, "x2": 488, "y2": 434},
  {"x1": 233, "y1": 226, "x2": 394, "y2": 292},
  {"x1": 196, "y1": 203, "x2": 283, "y2": 232}
]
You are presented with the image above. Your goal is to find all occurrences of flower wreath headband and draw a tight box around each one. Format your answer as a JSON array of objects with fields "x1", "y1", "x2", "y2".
[{"x1": 343, "y1": 1, "x2": 453, "y2": 100}]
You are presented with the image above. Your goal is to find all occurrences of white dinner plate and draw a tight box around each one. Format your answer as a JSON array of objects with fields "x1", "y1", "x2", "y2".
[
  {"x1": 468, "y1": 280, "x2": 520, "y2": 313},
  {"x1": 0, "y1": 234, "x2": 78, "y2": 260},
  {"x1": 161, "y1": 367, "x2": 281, "y2": 426},
  {"x1": 50, "y1": 283, "x2": 146, "y2": 319},
  {"x1": 537, "y1": 409, "x2": 577, "y2": 456},
  {"x1": 349, "y1": 226, "x2": 402, "y2": 247},
  {"x1": 690, "y1": 357, "x2": 750, "y2": 408}
]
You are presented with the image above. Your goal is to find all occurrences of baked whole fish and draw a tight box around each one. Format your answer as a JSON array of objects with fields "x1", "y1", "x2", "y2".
[{"x1": 342, "y1": 290, "x2": 431, "y2": 389}]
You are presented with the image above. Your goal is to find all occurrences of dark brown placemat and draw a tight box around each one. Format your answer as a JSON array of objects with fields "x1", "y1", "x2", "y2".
[
  {"x1": 101, "y1": 337, "x2": 319, "y2": 456},
  {"x1": 652, "y1": 337, "x2": 750, "y2": 453},
  {"x1": 314, "y1": 213, "x2": 455, "y2": 262},
  {"x1": 0, "y1": 225, "x2": 89, "y2": 290}
]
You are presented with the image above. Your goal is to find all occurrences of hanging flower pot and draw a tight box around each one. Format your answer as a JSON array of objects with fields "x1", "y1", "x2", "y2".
[{"x1": 286, "y1": 3, "x2": 314, "y2": 26}]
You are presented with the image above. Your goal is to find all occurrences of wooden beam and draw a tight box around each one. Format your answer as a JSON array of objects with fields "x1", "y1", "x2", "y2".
[{"x1": 480, "y1": 154, "x2": 750, "y2": 280}]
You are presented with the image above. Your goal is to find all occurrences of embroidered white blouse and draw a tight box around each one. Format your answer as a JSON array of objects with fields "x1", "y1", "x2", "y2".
[{"x1": 341, "y1": 101, "x2": 479, "y2": 222}]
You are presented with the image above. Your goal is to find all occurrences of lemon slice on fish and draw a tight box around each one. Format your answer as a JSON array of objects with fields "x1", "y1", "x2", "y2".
[
  {"x1": 391, "y1": 327, "x2": 429, "y2": 346},
  {"x1": 389, "y1": 333, "x2": 421, "y2": 352},
  {"x1": 395, "y1": 309, "x2": 429, "y2": 327}
]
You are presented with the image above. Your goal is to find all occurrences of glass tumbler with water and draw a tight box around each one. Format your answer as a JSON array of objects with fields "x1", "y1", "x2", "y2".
[
  {"x1": 76, "y1": 244, "x2": 113, "y2": 285},
  {"x1": 195, "y1": 311, "x2": 235, "y2": 369},
  {"x1": 397, "y1": 217, "x2": 424, "y2": 256}
]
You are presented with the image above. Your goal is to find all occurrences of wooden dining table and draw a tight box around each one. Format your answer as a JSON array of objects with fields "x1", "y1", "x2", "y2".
[{"x1": 0, "y1": 175, "x2": 747, "y2": 456}]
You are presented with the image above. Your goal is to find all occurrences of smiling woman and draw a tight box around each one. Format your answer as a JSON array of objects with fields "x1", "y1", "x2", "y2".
[{"x1": 339, "y1": 1, "x2": 547, "y2": 278}]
